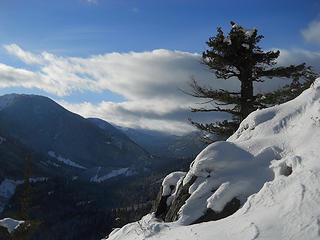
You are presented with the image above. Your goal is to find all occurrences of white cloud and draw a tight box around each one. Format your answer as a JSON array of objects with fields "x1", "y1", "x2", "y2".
[
  {"x1": 1, "y1": 44, "x2": 319, "y2": 134},
  {"x1": 0, "y1": 63, "x2": 40, "y2": 88},
  {"x1": 301, "y1": 20, "x2": 320, "y2": 45},
  {"x1": 4, "y1": 44, "x2": 45, "y2": 65}
]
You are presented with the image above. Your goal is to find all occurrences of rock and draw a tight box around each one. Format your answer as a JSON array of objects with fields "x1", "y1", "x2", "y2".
[
  {"x1": 152, "y1": 186, "x2": 169, "y2": 220},
  {"x1": 152, "y1": 175, "x2": 241, "y2": 225},
  {"x1": 164, "y1": 176, "x2": 197, "y2": 222},
  {"x1": 192, "y1": 197, "x2": 240, "y2": 224}
]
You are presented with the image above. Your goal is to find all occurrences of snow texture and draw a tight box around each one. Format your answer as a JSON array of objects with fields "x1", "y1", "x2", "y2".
[
  {"x1": 48, "y1": 151, "x2": 86, "y2": 169},
  {"x1": 104, "y1": 78, "x2": 320, "y2": 240},
  {"x1": 232, "y1": 23, "x2": 257, "y2": 38},
  {"x1": 0, "y1": 218, "x2": 24, "y2": 233}
]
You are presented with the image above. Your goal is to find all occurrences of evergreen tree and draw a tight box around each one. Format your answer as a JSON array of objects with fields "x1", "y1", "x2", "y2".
[
  {"x1": 189, "y1": 21, "x2": 317, "y2": 141},
  {"x1": 11, "y1": 154, "x2": 41, "y2": 240}
]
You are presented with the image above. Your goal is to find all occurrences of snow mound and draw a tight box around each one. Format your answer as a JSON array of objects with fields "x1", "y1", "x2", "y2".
[
  {"x1": 0, "y1": 218, "x2": 24, "y2": 233},
  {"x1": 104, "y1": 78, "x2": 320, "y2": 240},
  {"x1": 177, "y1": 141, "x2": 278, "y2": 224}
]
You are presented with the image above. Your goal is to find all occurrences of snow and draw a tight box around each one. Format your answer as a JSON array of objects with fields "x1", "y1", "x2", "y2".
[
  {"x1": 232, "y1": 23, "x2": 257, "y2": 38},
  {"x1": 223, "y1": 36, "x2": 231, "y2": 45},
  {"x1": 242, "y1": 43, "x2": 250, "y2": 49},
  {"x1": 48, "y1": 151, "x2": 86, "y2": 169},
  {"x1": 0, "y1": 179, "x2": 19, "y2": 212},
  {"x1": 29, "y1": 177, "x2": 48, "y2": 183},
  {"x1": 162, "y1": 172, "x2": 186, "y2": 196},
  {"x1": 0, "y1": 218, "x2": 24, "y2": 233},
  {"x1": 0, "y1": 178, "x2": 47, "y2": 213},
  {"x1": 90, "y1": 167, "x2": 132, "y2": 183},
  {"x1": 104, "y1": 78, "x2": 320, "y2": 240},
  {"x1": 0, "y1": 179, "x2": 23, "y2": 200}
]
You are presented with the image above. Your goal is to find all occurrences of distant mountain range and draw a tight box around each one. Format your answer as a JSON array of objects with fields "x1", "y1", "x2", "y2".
[
  {"x1": 0, "y1": 94, "x2": 150, "y2": 181},
  {"x1": 0, "y1": 93, "x2": 207, "y2": 239},
  {"x1": 118, "y1": 127, "x2": 206, "y2": 158},
  {"x1": 0, "y1": 93, "x2": 206, "y2": 181}
]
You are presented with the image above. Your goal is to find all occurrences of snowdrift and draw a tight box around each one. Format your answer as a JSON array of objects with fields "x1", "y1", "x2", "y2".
[{"x1": 104, "y1": 78, "x2": 320, "y2": 240}]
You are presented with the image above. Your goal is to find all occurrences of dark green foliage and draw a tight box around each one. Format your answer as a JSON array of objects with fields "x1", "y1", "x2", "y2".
[
  {"x1": 1, "y1": 153, "x2": 193, "y2": 240},
  {"x1": 257, "y1": 73, "x2": 317, "y2": 106},
  {"x1": 189, "y1": 21, "x2": 318, "y2": 140}
]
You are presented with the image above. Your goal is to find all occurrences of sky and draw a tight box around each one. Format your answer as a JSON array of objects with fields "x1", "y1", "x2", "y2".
[{"x1": 0, "y1": 0, "x2": 320, "y2": 135}]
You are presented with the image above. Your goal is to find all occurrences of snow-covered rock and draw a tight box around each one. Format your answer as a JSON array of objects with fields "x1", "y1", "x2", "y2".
[
  {"x1": 162, "y1": 171, "x2": 186, "y2": 206},
  {"x1": 104, "y1": 78, "x2": 320, "y2": 240}
]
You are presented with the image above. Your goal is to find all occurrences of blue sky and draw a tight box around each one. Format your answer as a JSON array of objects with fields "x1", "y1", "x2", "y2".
[
  {"x1": 1, "y1": 0, "x2": 319, "y2": 54},
  {"x1": 0, "y1": 0, "x2": 320, "y2": 133}
]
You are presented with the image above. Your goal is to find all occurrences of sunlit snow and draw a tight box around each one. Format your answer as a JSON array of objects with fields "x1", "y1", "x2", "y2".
[{"x1": 104, "y1": 78, "x2": 320, "y2": 240}]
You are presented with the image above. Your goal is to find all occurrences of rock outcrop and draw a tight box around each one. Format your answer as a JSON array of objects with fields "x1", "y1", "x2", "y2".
[{"x1": 153, "y1": 174, "x2": 240, "y2": 224}]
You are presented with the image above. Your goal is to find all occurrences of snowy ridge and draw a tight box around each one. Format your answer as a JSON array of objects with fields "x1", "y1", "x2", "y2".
[
  {"x1": 105, "y1": 78, "x2": 320, "y2": 240},
  {"x1": 48, "y1": 151, "x2": 86, "y2": 169}
]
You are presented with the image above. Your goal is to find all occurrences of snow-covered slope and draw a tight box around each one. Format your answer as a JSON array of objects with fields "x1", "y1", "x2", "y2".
[
  {"x1": 0, "y1": 218, "x2": 24, "y2": 233},
  {"x1": 105, "y1": 78, "x2": 320, "y2": 240}
]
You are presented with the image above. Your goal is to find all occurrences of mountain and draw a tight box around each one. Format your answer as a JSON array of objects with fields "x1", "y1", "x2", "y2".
[
  {"x1": 104, "y1": 79, "x2": 320, "y2": 240},
  {"x1": 119, "y1": 127, "x2": 206, "y2": 158},
  {"x1": 0, "y1": 93, "x2": 211, "y2": 239},
  {"x1": 0, "y1": 94, "x2": 158, "y2": 239},
  {"x1": 0, "y1": 94, "x2": 150, "y2": 172}
]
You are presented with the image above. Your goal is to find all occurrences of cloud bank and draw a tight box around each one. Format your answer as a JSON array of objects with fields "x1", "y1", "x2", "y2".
[{"x1": 1, "y1": 44, "x2": 319, "y2": 134}]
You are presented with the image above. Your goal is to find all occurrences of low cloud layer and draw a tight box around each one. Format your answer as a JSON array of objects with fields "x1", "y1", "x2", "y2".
[{"x1": 1, "y1": 44, "x2": 319, "y2": 134}]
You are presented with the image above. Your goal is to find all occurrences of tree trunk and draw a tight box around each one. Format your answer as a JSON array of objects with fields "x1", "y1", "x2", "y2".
[{"x1": 240, "y1": 77, "x2": 254, "y2": 121}]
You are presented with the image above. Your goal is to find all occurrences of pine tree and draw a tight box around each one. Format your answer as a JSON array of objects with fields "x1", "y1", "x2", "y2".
[
  {"x1": 11, "y1": 154, "x2": 41, "y2": 240},
  {"x1": 189, "y1": 21, "x2": 317, "y2": 141}
]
